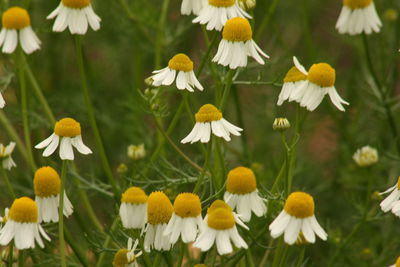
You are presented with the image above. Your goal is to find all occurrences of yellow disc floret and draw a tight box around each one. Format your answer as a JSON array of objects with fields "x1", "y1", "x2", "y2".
[
  {"x1": 195, "y1": 104, "x2": 222, "y2": 123},
  {"x1": 208, "y1": 0, "x2": 235, "y2": 7},
  {"x1": 62, "y1": 0, "x2": 91, "y2": 9},
  {"x1": 194, "y1": 265, "x2": 208, "y2": 267},
  {"x1": 284, "y1": 192, "x2": 315, "y2": 218},
  {"x1": 8, "y1": 197, "x2": 38, "y2": 223},
  {"x1": 112, "y1": 249, "x2": 129, "y2": 267},
  {"x1": 34, "y1": 167, "x2": 61, "y2": 198},
  {"x1": 121, "y1": 187, "x2": 148, "y2": 204},
  {"x1": 343, "y1": 0, "x2": 372, "y2": 9},
  {"x1": 207, "y1": 200, "x2": 231, "y2": 214},
  {"x1": 284, "y1": 66, "x2": 307, "y2": 83},
  {"x1": 226, "y1": 166, "x2": 257, "y2": 194},
  {"x1": 307, "y1": 63, "x2": 336, "y2": 88},
  {"x1": 168, "y1": 54, "x2": 194, "y2": 72},
  {"x1": 54, "y1": 118, "x2": 82, "y2": 137},
  {"x1": 173, "y1": 193, "x2": 201, "y2": 218},
  {"x1": 397, "y1": 177, "x2": 400, "y2": 190},
  {"x1": 208, "y1": 208, "x2": 235, "y2": 230},
  {"x1": 223, "y1": 17, "x2": 253, "y2": 42},
  {"x1": 147, "y1": 191, "x2": 173, "y2": 225},
  {"x1": 395, "y1": 256, "x2": 400, "y2": 267},
  {"x1": 2, "y1": 7, "x2": 30, "y2": 30}
]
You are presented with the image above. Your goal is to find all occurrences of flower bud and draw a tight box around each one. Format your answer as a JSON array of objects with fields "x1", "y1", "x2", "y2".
[
  {"x1": 127, "y1": 144, "x2": 146, "y2": 160},
  {"x1": 352, "y1": 146, "x2": 378, "y2": 167},
  {"x1": 239, "y1": 0, "x2": 256, "y2": 11},
  {"x1": 272, "y1": 118, "x2": 290, "y2": 131}
]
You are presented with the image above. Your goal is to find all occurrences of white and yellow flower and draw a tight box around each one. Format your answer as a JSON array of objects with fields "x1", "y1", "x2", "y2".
[
  {"x1": 269, "y1": 192, "x2": 327, "y2": 245},
  {"x1": 379, "y1": 177, "x2": 400, "y2": 216},
  {"x1": 47, "y1": 0, "x2": 101, "y2": 35},
  {"x1": 181, "y1": 104, "x2": 242, "y2": 144},
  {"x1": 35, "y1": 118, "x2": 92, "y2": 160},
  {"x1": 34, "y1": 166, "x2": 73, "y2": 223},
  {"x1": 119, "y1": 187, "x2": 148, "y2": 230},
  {"x1": 181, "y1": 0, "x2": 206, "y2": 16},
  {"x1": 0, "y1": 142, "x2": 16, "y2": 170},
  {"x1": 336, "y1": 0, "x2": 382, "y2": 35},
  {"x1": 0, "y1": 7, "x2": 41, "y2": 54},
  {"x1": 353, "y1": 145, "x2": 378, "y2": 167},
  {"x1": 213, "y1": 17, "x2": 268, "y2": 69},
  {"x1": 112, "y1": 238, "x2": 142, "y2": 267},
  {"x1": 0, "y1": 197, "x2": 50, "y2": 249}
]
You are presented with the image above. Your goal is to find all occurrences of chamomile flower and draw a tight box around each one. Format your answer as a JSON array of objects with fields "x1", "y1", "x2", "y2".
[
  {"x1": 119, "y1": 187, "x2": 148, "y2": 230},
  {"x1": 127, "y1": 144, "x2": 146, "y2": 160},
  {"x1": 164, "y1": 193, "x2": 204, "y2": 244},
  {"x1": 0, "y1": 7, "x2": 41, "y2": 54},
  {"x1": 34, "y1": 167, "x2": 73, "y2": 223},
  {"x1": 112, "y1": 238, "x2": 142, "y2": 267},
  {"x1": 181, "y1": 0, "x2": 206, "y2": 16},
  {"x1": 151, "y1": 54, "x2": 203, "y2": 92},
  {"x1": 143, "y1": 191, "x2": 173, "y2": 252},
  {"x1": 47, "y1": 0, "x2": 101, "y2": 35},
  {"x1": 379, "y1": 177, "x2": 400, "y2": 216},
  {"x1": 35, "y1": 118, "x2": 92, "y2": 160},
  {"x1": 224, "y1": 167, "x2": 267, "y2": 222},
  {"x1": 353, "y1": 145, "x2": 378, "y2": 167},
  {"x1": 0, "y1": 197, "x2": 50, "y2": 249},
  {"x1": 389, "y1": 256, "x2": 400, "y2": 267},
  {"x1": 213, "y1": 17, "x2": 269, "y2": 69},
  {"x1": 336, "y1": 0, "x2": 382, "y2": 35},
  {"x1": 193, "y1": 0, "x2": 251, "y2": 31},
  {"x1": 269, "y1": 192, "x2": 328, "y2": 245},
  {"x1": 193, "y1": 200, "x2": 248, "y2": 255},
  {"x1": 181, "y1": 104, "x2": 242, "y2": 144},
  {"x1": 0, "y1": 142, "x2": 16, "y2": 170}
]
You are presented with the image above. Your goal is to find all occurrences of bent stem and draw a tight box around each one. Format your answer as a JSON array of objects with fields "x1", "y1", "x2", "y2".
[{"x1": 58, "y1": 160, "x2": 68, "y2": 267}]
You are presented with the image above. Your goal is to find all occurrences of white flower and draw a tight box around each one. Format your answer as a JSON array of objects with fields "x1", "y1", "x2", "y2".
[
  {"x1": 181, "y1": 104, "x2": 242, "y2": 144},
  {"x1": 119, "y1": 187, "x2": 148, "y2": 230},
  {"x1": 269, "y1": 192, "x2": 327, "y2": 245},
  {"x1": 0, "y1": 142, "x2": 16, "y2": 170},
  {"x1": 352, "y1": 145, "x2": 378, "y2": 167},
  {"x1": 47, "y1": 0, "x2": 101, "y2": 35},
  {"x1": 336, "y1": 0, "x2": 382, "y2": 35},
  {"x1": 0, "y1": 7, "x2": 41, "y2": 54},
  {"x1": 35, "y1": 117, "x2": 92, "y2": 161},
  {"x1": 379, "y1": 177, "x2": 400, "y2": 217},
  {"x1": 151, "y1": 53, "x2": 203, "y2": 92},
  {"x1": 127, "y1": 144, "x2": 146, "y2": 160},
  {"x1": 181, "y1": 0, "x2": 206, "y2": 16},
  {"x1": 112, "y1": 238, "x2": 143, "y2": 267},
  {"x1": 193, "y1": 0, "x2": 251, "y2": 31},
  {"x1": 213, "y1": 17, "x2": 269, "y2": 69}
]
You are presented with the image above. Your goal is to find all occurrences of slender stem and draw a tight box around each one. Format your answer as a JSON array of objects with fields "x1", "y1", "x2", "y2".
[
  {"x1": 7, "y1": 243, "x2": 13, "y2": 267},
  {"x1": 95, "y1": 217, "x2": 120, "y2": 267},
  {"x1": 271, "y1": 238, "x2": 284, "y2": 267},
  {"x1": 214, "y1": 138, "x2": 225, "y2": 193},
  {"x1": 219, "y1": 69, "x2": 235, "y2": 111},
  {"x1": 255, "y1": 0, "x2": 280, "y2": 41},
  {"x1": 245, "y1": 249, "x2": 256, "y2": 267},
  {"x1": 152, "y1": 253, "x2": 162, "y2": 267},
  {"x1": 232, "y1": 86, "x2": 250, "y2": 164},
  {"x1": 58, "y1": 160, "x2": 68, "y2": 267},
  {"x1": 154, "y1": 0, "x2": 170, "y2": 68},
  {"x1": 196, "y1": 32, "x2": 219, "y2": 77},
  {"x1": 64, "y1": 228, "x2": 89, "y2": 267},
  {"x1": 175, "y1": 243, "x2": 185, "y2": 267},
  {"x1": 18, "y1": 250, "x2": 24, "y2": 267},
  {"x1": 193, "y1": 141, "x2": 212, "y2": 193},
  {"x1": 0, "y1": 167, "x2": 15, "y2": 198},
  {"x1": 295, "y1": 246, "x2": 306, "y2": 267}
]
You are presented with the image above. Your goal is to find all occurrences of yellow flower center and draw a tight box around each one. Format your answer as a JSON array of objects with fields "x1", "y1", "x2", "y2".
[
  {"x1": 8, "y1": 197, "x2": 38, "y2": 223},
  {"x1": 396, "y1": 256, "x2": 400, "y2": 267},
  {"x1": 147, "y1": 191, "x2": 173, "y2": 225},
  {"x1": 207, "y1": 200, "x2": 231, "y2": 214},
  {"x1": 307, "y1": 63, "x2": 336, "y2": 88},
  {"x1": 112, "y1": 249, "x2": 129, "y2": 267},
  {"x1": 195, "y1": 104, "x2": 222, "y2": 123},
  {"x1": 34, "y1": 167, "x2": 61, "y2": 198},
  {"x1": 226, "y1": 166, "x2": 257, "y2": 194},
  {"x1": 173, "y1": 193, "x2": 201, "y2": 218},
  {"x1": 208, "y1": 208, "x2": 235, "y2": 230},
  {"x1": 222, "y1": 17, "x2": 253, "y2": 42},
  {"x1": 284, "y1": 192, "x2": 315, "y2": 218},
  {"x1": 284, "y1": 66, "x2": 307, "y2": 83},
  {"x1": 168, "y1": 53, "x2": 194, "y2": 72},
  {"x1": 208, "y1": 0, "x2": 235, "y2": 7},
  {"x1": 54, "y1": 118, "x2": 82, "y2": 137},
  {"x1": 194, "y1": 265, "x2": 208, "y2": 267},
  {"x1": 397, "y1": 177, "x2": 400, "y2": 190},
  {"x1": 2, "y1": 7, "x2": 30, "y2": 30},
  {"x1": 121, "y1": 187, "x2": 148, "y2": 204},
  {"x1": 62, "y1": 0, "x2": 91, "y2": 9},
  {"x1": 343, "y1": 0, "x2": 372, "y2": 9}
]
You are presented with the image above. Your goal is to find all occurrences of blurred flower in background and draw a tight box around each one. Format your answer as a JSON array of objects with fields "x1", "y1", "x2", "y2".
[
  {"x1": 0, "y1": 142, "x2": 16, "y2": 170},
  {"x1": 127, "y1": 144, "x2": 146, "y2": 161},
  {"x1": 352, "y1": 145, "x2": 378, "y2": 167}
]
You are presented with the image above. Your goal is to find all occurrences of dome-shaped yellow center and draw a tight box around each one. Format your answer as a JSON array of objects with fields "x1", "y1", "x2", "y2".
[
  {"x1": 307, "y1": 63, "x2": 336, "y2": 88},
  {"x1": 8, "y1": 197, "x2": 38, "y2": 223},
  {"x1": 195, "y1": 104, "x2": 222, "y2": 123},
  {"x1": 34, "y1": 166, "x2": 61, "y2": 198},
  {"x1": 284, "y1": 192, "x2": 315, "y2": 218},
  {"x1": 208, "y1": 0, "x2": 235, "y2": 7},
  {"x1": 147, "y1": 191, "x2": 173, "y2": 225},
  {"x1": 54, "y1": 118, "x2": 82, "y2": 137},
  {"x1": 121, "y1": 187, "x2": 148, "y2": 204},
  {"x1": 208, "y1": 207, "x2": 235, "y2": 230},
  {"x1": 396, "y1": 177, "x2": 400, "y2": 190},
  {"x1": 222, "y1": 17, "x2": 253, "y2": 42},
  {"x1": 343, "y1": 0, "x2": 372, "y2": 9},
  {"x1": 283, "y1": 66, "x2": 307, "y2": 83},
  {"x1": 207, "y1": 200, "x2": 231, "y2": 214},
  {"x1": 168, "y1": 53, "x2": 194, "y2": 72},
  {"x1": 2, "y1": 7, "x2": 30, "y2": 30},
  {"x1": 112, "y1": 249, "x2": 129, "y2": 267},
  {"x1": 173, "y1": 193, "x2": 201, "y2": 218},
  {"x1": 62, "y1": 0, "x2": 91, "y2": 9},
  {"x1": 226, "y1": 166, "x2": 257, "y2": 194},
  {"x1": 396, "y1": 256, "x2": 400, "y2": 267}
]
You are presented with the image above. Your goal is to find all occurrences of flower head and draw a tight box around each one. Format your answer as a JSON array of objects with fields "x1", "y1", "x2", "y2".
[
  {"x1": 120, "y1": 187, "x2": 148, "y2": 229},
  {"x1": 112, "y1": 238, "x2": 142, "y2": 267},
  {"x1": 127, "y1": 144, "x2": 146, "y2": 160},
  {"x1": 239, "y1": 0, "x2": 256, "y2": 11},
  {"x1": 353, "y1": 145, "x2": 378, "y2": 167},
  {"x1": 272, "y1": 118, "x2": 290, "y2": 131},
  {"x1": 181, "y1": 0, "x2": 206, "y2": 16},
  {"x1": 0, "y1": 142, "x2": 16, "y2": 170}
]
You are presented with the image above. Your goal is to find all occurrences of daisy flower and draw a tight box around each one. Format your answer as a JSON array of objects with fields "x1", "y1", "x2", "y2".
[
  {"x1": 119, "y1": 187, "x2": 148, "y2": 230},
  {"x1": 181, "y1": 0, "x2": 206, "y2": 16},
  {"x1": 192, "y1": 0, "x2": 251, "y2": 31},
  {"x1": 47, "y1": 0, "x2": 101, "y2": 35},
  {"x1": 35, "y1": 117, "x2": 92, "y2": 160},
  {"x1": 213, "y1": 17, "x2": 269, "y2": 69},
  {"x1": 389, "y1": 256, "x2": 400, "y2": 267},
  {"x1": 353, "y1": 145, "x2": 378, "y2": 167},
  {"x1": 0, "y1": 7, "x2": 41, "y2": 54},
  {"x1": 193, "y1": 200, "x2": 248, "y2": 255},
  {"x1": 181, "y1": 104, "x2": 242, "y2": 144},
  {"x1": 164, "y1": 193, "x2": 204, "y2": 244},
  {"x1": 269, "y1": 192, "x2": 328, "y2": 245},
  {"x1": 336, "y1": 0, "x2": 382, "y2": 35},
  {"x1": 0, "y1": 197, "x2": 50, "y2": 249},
  {"x1": 34, "y1": 166, "x2": 73, "y2": 223},
  {"x1": 0, "y1": 142, "x2": 16, "y2": 170},
  {"x1": 143, "y1": 191, "x2": 173, "y2": 252},
  {"x1": 151, "y1": 53, "x2": 203, "y2": 92},
  {"x1": 112, "y1": 238, "x2": 143, "y2": 267},
  {"x1": 224, "y1": 167, "x2": 267, "y2": 222},
  {"x1": 379, "y1": 176, "x2": 400, "y2": 216}
]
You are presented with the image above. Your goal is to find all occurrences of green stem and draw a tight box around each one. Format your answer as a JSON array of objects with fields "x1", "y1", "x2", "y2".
[
  {"x1": 64, "y1": 228, "x2": 89, "y2": 267},
  {"x1": 0, "y1": 166, "x2": 15, "y2": 198},
  {"x1": 7, "y1": 243, "x2": 13, "y2": 267},
  {"x1": 255, "y1": 0, "x2": 280, "y2": 41},
  {"x1": 295, "y1": 246, "x2": 306, "y2": 267},
  {"x1": 232, "y1": 86, "x2": 250, "y2": 164},
  {"x1": 219, "y1": 70, "x2": 235, "y2": 111},
  {"x1": 154, "y1": 0, "x2": 170, "y2": 68},
  {"x1": 245, "y1": 249, "x2": 256, "y2": 267},
  {"x1": 271, "y1": 238, "x2": 284, "y2": 267},
  {"x1": 152, "y1": 253, "x2": 162, "y2": 267},
  {"x1": 18, "y1": 250, "x2": 24, "y2": 267},
  {"x1": 95, "y1": 217, "x2": 120, "y2": 267},
  {"x1": 58, "y1": 160, "x2": 68, "y2": 267},
  {"x1": 214, "y1": 138, "x2": 225, "y2": 193},
  {"x1": 193, "y1": 141, "x2": 212, "y2": 193},
  {"x1": 175, "y1": 242, "x2": 185, "y2": 267}
]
